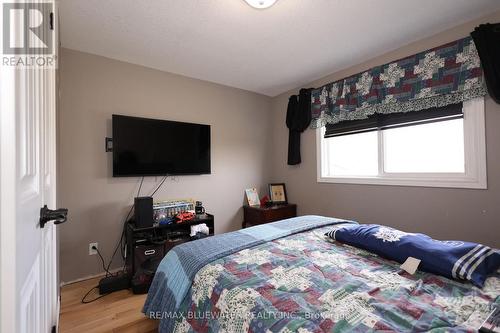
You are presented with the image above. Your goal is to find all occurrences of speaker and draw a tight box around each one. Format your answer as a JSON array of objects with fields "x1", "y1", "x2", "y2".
[{"x1": 134, "y1": 196, "x2": 153, "y2": 228}]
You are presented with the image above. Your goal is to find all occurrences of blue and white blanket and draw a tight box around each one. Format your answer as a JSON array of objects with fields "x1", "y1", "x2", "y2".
[
  {"x1": 327, "y1": 224, "x2": 500, "y2": 288},
  {"x1": 143, "y1": 215, "x2": 355, "y2": 332}
]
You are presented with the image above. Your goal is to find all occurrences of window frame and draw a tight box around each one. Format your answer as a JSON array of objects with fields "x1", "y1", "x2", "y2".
[{"x1": 316, "y1": 97, "x2": 487, "y2": 189}]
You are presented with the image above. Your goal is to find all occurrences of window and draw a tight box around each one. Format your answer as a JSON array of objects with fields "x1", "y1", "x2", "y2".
[{"x1": 317, "y1": 97, "x2": 486, "y2": 188}]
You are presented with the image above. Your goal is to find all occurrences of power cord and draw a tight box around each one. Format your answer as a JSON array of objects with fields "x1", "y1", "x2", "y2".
[
  {"x1": 81, "y1": 246, "x2": 113, "y2": 304},
  {"x1": 83, "y1": 176, "x2": 167, "y2": 305},
  {"x1": 95, "y1": 247, "x2": 112, "y2": 277},
  {"x1": 105, "y1": 176, "x2": 145, "y2": 276},
  {"x1": 150, "y1": 175, "x2": 167, "y2": 197},
  {"x1": 105, "y1": 216, "x2": 129, "y2": 276},
  {"x1": 81, "y1": 286, "x2": 109, "y2": 304},
  {"x1": 137, "y1": 176, "x2": 144, "y2": 197},
  {"x1": 82, "y1": 176, "x2": 148, "y2": 304}
]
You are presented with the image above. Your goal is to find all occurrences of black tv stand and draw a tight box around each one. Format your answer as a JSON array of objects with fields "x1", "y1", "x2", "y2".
[{"x1": 125, "y1": 214, "x2": 214, "y2": 293}]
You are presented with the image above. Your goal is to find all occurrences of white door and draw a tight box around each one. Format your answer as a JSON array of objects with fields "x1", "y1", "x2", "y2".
[{"x1": 0, "y1": 1, "x2": 61, "y2": 332}]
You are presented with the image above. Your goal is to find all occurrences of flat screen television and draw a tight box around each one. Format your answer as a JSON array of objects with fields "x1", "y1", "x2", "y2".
[{"x1": 112, "y1": 115, "x2": 211, "y2": 177}]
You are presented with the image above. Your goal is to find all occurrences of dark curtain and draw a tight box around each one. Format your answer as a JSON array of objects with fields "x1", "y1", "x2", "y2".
[
  {"x1": 286, "y1": 88, "x2": 312, "y2": 165},
  {"x1": 471, "y1": 23, "x2": 500, "y2": 104}
]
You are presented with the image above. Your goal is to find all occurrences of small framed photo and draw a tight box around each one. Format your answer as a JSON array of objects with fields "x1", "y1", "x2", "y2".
[
  {"x1": 245, "y1": 188, "x2": 260, "y2": 206},
  {"x1": 269, "y1": 183, "x2": 287, "y2": 204}
]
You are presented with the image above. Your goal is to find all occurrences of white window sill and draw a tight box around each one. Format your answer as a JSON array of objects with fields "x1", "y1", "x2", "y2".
[{"x1": 317, "y1": 174, "x2": 487, "y2": 189}]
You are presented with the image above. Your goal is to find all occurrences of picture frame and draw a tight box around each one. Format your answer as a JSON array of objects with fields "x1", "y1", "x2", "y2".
[
  {"x1": 268, "y1": 183, "x2": 287, "y2": 204},
  {"x1": 245, "y1": 188, "x2": 260, "y2": 206}
]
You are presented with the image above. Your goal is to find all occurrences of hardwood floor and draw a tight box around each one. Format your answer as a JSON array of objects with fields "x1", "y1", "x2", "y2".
[{"x1": 59, "y1": 277, "x2": 159, "y2": 333}]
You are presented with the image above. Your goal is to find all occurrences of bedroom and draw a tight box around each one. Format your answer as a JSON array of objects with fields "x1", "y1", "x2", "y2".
[{"x1": 0, "y1": 0, "x2": 499, "y2": 332}]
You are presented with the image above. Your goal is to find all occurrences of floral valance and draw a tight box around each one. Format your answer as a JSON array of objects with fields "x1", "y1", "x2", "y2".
[{"x1": 310, "y1": 36, "x2": 486, "y2": 128}]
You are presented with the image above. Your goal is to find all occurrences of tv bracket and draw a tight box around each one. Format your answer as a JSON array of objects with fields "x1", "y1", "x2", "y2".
[
  {"x1": 105, "y1": 137, "x2": 113, "y2": 152},
  {"x1": 39, "y1": 205, "x2": 68, "y2": 228}
]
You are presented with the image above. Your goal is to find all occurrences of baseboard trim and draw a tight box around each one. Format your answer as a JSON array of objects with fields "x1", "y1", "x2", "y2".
[{"x1": 60, "y1": 268, "x2": 123, "y2": 287}]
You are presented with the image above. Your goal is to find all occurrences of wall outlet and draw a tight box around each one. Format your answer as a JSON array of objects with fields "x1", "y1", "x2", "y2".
[{"x1": 89, "y1": 242, "x2": 98, "y2": 255}]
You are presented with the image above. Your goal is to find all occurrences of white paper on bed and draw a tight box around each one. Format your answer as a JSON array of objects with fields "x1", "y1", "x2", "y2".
[{"x1": 400, "y1": 257, "x2": 421, "y2": 275}]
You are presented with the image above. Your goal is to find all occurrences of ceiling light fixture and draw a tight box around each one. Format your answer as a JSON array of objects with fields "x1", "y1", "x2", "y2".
[{"x1": 243, "y1": 0, "x2": 278, "y2": 9}]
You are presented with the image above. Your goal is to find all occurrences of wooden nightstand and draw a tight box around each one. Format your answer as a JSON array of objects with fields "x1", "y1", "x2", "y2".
[{"x1": 242, "y1": 204, "x2": 297, "y2": 228}]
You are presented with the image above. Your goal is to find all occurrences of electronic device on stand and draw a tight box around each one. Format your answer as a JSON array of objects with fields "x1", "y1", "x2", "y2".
[{"x1": 134, "y1": 196, "x2": 153, "y2": 228}]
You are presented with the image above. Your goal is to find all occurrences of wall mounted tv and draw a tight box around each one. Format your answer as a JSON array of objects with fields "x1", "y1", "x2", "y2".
[{"x1": 112, "y1": 115, "x2": 211, "y2": 177}]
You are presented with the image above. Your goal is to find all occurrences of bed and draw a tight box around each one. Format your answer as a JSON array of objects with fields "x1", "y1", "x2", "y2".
[{"x1": 143, "y1": 216, "x2": 500, "y2": 333}]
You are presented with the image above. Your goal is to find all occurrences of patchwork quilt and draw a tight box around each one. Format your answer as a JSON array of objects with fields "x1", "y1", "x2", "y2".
[
  {"x1": 167, "y1": 226, "x2": 499, "y2": 333},
  {"x1": 145, "y1": 216, "x2": 352, "y2": 333}
]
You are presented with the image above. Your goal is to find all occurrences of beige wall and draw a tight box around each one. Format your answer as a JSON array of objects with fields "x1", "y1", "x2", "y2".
[
  {"x1": 59, "y1": 11, "x2": 500, "y2": 282},
  {"x1": 58, "y1": 49, "x2": 272, "y2": 282},
  {"x1": 269, "y1": 11, "x2": 500, "y2": 248}
]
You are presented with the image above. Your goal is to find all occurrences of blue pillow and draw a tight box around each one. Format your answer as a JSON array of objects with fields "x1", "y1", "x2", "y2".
[{"x1": 325, "y1": 224, "x2": 500, "y2": 288}]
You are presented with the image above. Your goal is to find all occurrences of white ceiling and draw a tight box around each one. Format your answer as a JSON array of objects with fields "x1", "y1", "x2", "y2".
[{"x1": 59, "y1": 0, "x2": 500, "y2": 97}]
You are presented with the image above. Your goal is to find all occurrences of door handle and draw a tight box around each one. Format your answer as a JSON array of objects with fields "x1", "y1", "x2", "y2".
[{"x1": 40, "y1": 205, "x2": 68, "y2": 228}]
